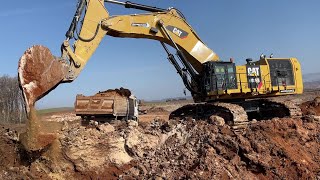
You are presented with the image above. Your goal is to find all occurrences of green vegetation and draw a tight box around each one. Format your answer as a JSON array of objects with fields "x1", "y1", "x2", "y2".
[{"x1": 37, "y1": 107, "x2": 74, "y2": 115}]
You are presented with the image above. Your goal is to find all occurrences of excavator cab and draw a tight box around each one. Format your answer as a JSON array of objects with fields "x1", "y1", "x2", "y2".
[{"x1": 202, "y1": 62, "x2": 237, "y2": 93}]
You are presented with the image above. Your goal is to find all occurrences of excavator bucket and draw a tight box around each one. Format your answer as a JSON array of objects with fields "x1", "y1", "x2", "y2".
[
  {"x1": 18, "y1": 45, "x2": 69, "y2": 151},
  {"x1": 18, "y1": 45, "x2": 69, "y2": 114}
]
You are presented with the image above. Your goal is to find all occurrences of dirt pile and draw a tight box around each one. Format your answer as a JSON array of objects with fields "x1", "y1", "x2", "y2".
[
  {"x1": 43, "y1": 112, "x2": 81, "y2": 122},
  {"x1": 300, "y1": 97, "x2": 320, "y2": 122},
  {"x1": 301, "y1": 97, "x2": 320, "y2": 116},
  {"x1": 146, "y1": 106, "x2": 168, "y2": 113},
  {"x1": 123, "y1": 118, "x2": 320, "y2": 179},
  {"x1": 0, "y1": 126, "x2": 31, "y2": 179},
  {"x1": 0, "y1": 115, "x2": 320, "y2": 179}
]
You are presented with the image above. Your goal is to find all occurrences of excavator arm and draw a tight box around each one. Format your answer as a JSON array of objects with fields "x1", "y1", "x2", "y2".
[
  {"x1": 63, "y1": 0, "x2": 219, "y2": 80},
  {"x1": 19, "y1": 0, "x2": 219, "y2": 114}
]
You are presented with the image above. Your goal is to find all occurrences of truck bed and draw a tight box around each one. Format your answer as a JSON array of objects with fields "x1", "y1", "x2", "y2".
[{"x1": 75, "y1": 94, "x2": 128, "y2": 117}]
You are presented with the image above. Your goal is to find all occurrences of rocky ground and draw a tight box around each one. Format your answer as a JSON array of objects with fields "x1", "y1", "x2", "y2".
[{"x1": 0, "y1": 92, "x2": 320, "y2": 179}]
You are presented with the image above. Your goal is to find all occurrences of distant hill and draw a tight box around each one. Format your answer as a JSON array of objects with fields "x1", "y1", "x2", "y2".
[
  {"x1": 304, "y1": 81, "x2": 320, "y2": 89},
  {"x1": 303, "y1": 73, "x2": 320, "y2": 83},
  {"x1": 303, "y1": 72, "x2": 320, "y2": 89},
  {"x1": 37, "y1": 107, "x2": 74, "y2": 115}
]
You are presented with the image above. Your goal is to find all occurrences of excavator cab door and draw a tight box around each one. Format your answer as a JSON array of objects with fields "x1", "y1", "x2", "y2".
[{"x1": 267, "y1": 59, "x2": 295, "y2": 87}]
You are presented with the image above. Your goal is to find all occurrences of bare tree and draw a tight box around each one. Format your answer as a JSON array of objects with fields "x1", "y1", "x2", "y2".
[{"x1": 0, "y1": 75, "x2": 26, "y2": 124}]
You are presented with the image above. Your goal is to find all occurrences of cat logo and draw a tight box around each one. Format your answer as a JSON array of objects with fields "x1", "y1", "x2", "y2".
[
  {"x1": 247, "y1": 67, "x2": 260, "y2": 76},
  {"x1": 166, "y1": 25, "x2": 189, "y2": 39},
  {"x1": 247, "y1": 65, "x2": 262, "y2": 89},
  {"x1": 173, "y1": 28, "x2": 183, "y2": 37}
]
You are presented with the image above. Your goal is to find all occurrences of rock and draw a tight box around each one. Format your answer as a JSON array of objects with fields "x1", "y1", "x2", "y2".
[
  {"x1": 313, "y1": 97, "x2": 320, "y2": 106},
  {"x1": 89, "y1": 120, "x2": 99, "y2": 127},
  {"x1": 61, "y1": 121, "x2": 69, "y2": 131},
  {"x1": 209, "y1": 115, "x2": 225, "y2": 126},
  {"x1": 125, "y1": 128, "x2": 160, "y2": 157},
  {"x1": 107, "y1": 136, "x2": 133, "y2": 165},
  {"x1": 127, "y1": 120, "x2": 138, "y2": 127},
  {"x1": 313, "y1": 115, "x2": 320, "y2": 122},
  {"x1": 4, "y1": 130, "x2": 19, "y2": 142},
  {"x1": 128, "y1": 167, "x2": 140, "y2": 176},
  {"x1": 98, "y1": 123, "x2": 115, "y2": 133}
]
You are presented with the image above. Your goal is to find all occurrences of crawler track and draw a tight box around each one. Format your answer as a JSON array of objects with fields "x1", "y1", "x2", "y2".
[
  {"x1": 214, "y1": 102, "x2": 249, "y2": 131},
  {"x1": 170, "y1": 98, "x2": 302, "y2": 132},
  {"x1": 169, "y1": 102, "x2": 249, "y2": 132},
  {"x1": 260, "y1": 99, "x2": 302, "y2": 118}
]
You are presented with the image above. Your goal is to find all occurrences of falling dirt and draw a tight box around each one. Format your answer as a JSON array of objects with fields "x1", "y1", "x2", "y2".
[{"x1": 19, "y1": 107, "x2": 57, "y2": 151}]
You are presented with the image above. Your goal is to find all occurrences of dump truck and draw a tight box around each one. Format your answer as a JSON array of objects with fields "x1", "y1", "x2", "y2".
[{"x1": 74, "y1": 88, "x2": 139, "y2": 122}]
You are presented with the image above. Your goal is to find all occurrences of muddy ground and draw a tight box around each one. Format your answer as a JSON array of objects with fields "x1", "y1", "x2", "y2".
[{"x1": 0, "y1": 91, "x2": 320, "y2": 179}]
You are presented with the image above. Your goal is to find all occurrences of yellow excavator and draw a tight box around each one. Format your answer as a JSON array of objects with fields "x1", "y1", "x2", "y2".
[{"x1": 19, "y1": 0, "x2": 303, "y2": 130}]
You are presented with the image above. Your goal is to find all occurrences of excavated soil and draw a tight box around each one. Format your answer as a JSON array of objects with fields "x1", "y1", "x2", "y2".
[
  {"x1": 300, "y1": 97, "x2": 320, "y2": 116},
  {"x1": 1, "y1": 96, "x2": 320, "y2": 179},
  {"x1": 124, "y1": 118, "x2": 320, "y2": 179}
]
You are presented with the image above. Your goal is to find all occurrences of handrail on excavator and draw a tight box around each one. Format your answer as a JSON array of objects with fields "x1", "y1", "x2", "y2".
[{"x1": 104, "y1": 0, "x2": 167, "y2": 12}]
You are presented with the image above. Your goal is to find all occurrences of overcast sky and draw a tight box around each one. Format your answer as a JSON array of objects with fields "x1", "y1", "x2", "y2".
[{"x1": 0, "y1": 0, "x2": 319, "y2": 108}]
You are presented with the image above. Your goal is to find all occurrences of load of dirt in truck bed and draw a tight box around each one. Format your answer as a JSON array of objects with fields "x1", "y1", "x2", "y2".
[
  {"x1": 1, "y1": 112, "x2": 319, "y2": 179},
  {"x1": 97, "y1": 87, "x2": 132, "y2": 97}
]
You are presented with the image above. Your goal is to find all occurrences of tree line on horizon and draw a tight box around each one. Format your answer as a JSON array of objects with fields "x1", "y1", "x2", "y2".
[{"x1": 0, "y1": 75, "x2": 26, "y2": 124}]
